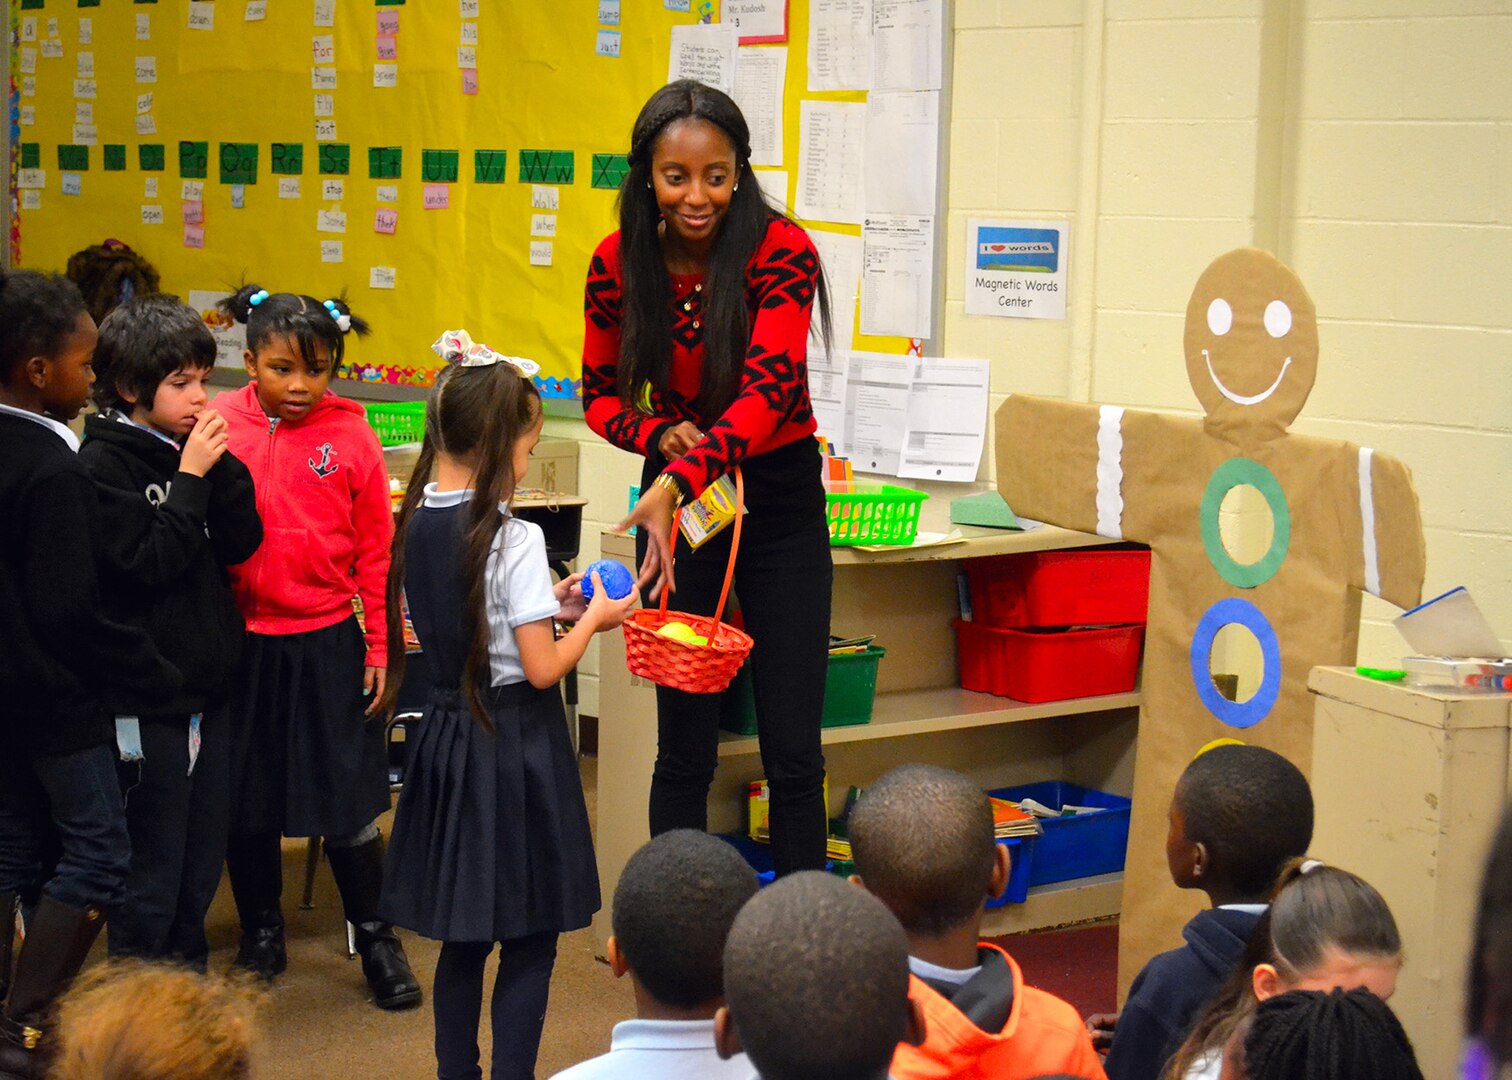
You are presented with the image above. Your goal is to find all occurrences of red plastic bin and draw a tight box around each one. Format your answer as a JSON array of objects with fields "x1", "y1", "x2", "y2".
[
  {"x1": 953, "y1": 619, "x2": 1144, "y2": 702},
  {"x1": 964, "y1": 549, "x2": 1151, "y2": 629}
]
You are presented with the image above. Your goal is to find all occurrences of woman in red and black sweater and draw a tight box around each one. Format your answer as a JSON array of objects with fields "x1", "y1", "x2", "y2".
[{"x1": 582, "y1": 80, "x2": 834, "y2": 876}]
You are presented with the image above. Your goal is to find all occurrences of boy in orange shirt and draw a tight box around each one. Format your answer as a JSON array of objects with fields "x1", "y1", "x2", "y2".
[{"x1": 849, "y1": 764, "x2": 1107, "y2": 1080}]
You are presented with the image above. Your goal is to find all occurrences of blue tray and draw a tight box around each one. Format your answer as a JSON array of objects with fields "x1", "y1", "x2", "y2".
[{"x1": 988, "y1": 782, "x2": 1131, "y2": 887}]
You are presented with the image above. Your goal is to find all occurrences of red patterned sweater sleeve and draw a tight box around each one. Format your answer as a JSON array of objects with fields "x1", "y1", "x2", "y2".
[
  {"x1": 663, "y1": 218, "x2": 820, "y2": 496},
  {"x1": 581, "y1": 233, "x2": 669, "y2": 457}
]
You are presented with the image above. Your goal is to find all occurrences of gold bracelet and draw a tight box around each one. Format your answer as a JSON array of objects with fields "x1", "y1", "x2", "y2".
[{"x1": 652, "y1": 472, "x2": 686, "y2": 509}]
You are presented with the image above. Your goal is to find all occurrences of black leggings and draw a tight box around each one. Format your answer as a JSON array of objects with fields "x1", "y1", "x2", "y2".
[
  {"x1": 432, "y1": 932, "x2": 557, "y2": 1080},
  {"x1": 638, "y1": 439, "x2": 831, "y2": 876}
]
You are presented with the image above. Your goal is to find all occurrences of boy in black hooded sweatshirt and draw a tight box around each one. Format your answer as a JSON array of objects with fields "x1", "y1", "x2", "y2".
[
  {"x1": 1099, "y1": 744, "x2": 1313, "y2": 1080},
  {"x1": 79, "y1": 294, "x2": 262, "y2": 969}
]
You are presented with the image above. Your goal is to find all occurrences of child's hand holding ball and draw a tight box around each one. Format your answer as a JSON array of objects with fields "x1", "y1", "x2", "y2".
[
  {"x1": 582, "y1": 561, "x2": 639, "y2": 632},
  {"x1": 580, "y1": 560, "x2": 635, "y2": 602}
]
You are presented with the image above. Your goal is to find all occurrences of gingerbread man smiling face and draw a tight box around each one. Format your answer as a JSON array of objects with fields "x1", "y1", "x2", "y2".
[{"x1": 1183, "y1": 248, "x2": 1320, "y2": 441}]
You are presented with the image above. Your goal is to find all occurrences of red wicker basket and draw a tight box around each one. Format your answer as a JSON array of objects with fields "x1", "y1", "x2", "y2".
[{"x1": 624, "y1": 468, "x2": 753, "y2": 694}]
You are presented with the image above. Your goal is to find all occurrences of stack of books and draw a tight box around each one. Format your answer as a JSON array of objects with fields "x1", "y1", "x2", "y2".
[
  {"x1": 990, "y1": 797, "x2": 1043, "y2": 839},
  {"x1": 818, "y1": 436, "x2": 854, "y2": 489}
]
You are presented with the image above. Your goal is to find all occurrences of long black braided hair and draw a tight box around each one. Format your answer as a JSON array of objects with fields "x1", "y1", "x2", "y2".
[{"x1": 1241, "y1": 988, "x2": 1424, "y2": 1080}]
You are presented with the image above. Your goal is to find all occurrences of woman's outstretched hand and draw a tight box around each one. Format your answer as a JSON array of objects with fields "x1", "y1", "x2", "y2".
[{"x1": 618, "y1": 481, "x2": 680, "y2": 601}]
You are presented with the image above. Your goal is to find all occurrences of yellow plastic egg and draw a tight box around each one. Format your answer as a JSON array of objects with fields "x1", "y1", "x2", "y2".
[{"x1": 657, "y1": 621, "x2": 705, "y2": 645}]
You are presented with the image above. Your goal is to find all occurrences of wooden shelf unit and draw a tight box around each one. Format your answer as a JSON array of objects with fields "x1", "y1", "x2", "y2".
[
  {"x1": 591, "y1": 488, "x2": 1142, "y2": 953},
  {"x1": 717, "y1": 686, "x2": 1142, "y2": 757}
]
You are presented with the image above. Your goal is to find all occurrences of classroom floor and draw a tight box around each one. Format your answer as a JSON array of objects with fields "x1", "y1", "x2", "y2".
[{"x1": 96, "y1": 755, "x2": 1117, "y2": 1079}]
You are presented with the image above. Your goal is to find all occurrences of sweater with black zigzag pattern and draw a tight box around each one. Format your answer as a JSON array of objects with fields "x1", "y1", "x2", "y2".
[{"x1": 581, "y1": 215, "x2": 821, "y2": 498}]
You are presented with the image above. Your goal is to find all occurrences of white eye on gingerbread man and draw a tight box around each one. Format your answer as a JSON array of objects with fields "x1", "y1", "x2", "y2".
[{"x1": 1264, "y1": 299, "x2": 1292, "y2": 338}]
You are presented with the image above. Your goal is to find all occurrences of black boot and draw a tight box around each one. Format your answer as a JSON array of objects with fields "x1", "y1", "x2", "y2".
[
  {"x1": 325, "y1": 836, "x2": 421, "y2": 1010},
  {"x1": 0, "y1": 896, "x2": 107, "y2": 1080},
  {"x1": 224, "y1": 832, "x2": 286, "y2": 982},
  {"x1": 0, "y1": 893, "x2": 16, "y2": 1005}
]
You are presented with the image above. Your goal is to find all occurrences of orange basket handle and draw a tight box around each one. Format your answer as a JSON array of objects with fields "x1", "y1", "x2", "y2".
[{"x1": 659, "y1": 467, "x2": 745, "y2": 639}]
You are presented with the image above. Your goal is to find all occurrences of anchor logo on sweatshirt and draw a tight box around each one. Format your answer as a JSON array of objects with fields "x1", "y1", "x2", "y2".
[{"x1": 308, "y1": 442, "x2": 339, "y2": 478}]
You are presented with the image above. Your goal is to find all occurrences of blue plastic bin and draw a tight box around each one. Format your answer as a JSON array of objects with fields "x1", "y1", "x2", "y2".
[
  {"x1": 717, "y1": 834, "x2": 838, "y2": 886},
  {"x1": 987, "y1": 782, "x2": 1132, "y2": 887},
  {"x1": 984, "y1": 836, "x2": 1034, "y2": 908}
]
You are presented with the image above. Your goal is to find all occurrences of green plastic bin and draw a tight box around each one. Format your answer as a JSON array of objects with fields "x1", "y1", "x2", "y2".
[
  {"x1": 719, "y1": 647, "x2": 886, "y2": 736},
  {"x1": 365, "y1": 401, "x2": 426, "y2": 447}
]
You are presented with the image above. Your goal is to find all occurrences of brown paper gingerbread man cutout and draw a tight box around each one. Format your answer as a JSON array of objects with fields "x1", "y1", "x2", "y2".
[{"x1": 995, "y1": 248, "x2": 1426, "y2": 994}]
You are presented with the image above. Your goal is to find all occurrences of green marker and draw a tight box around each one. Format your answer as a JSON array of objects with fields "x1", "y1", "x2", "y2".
[{"x1": 1356, "y1": 666, "x2": 1407, "y2": 681}]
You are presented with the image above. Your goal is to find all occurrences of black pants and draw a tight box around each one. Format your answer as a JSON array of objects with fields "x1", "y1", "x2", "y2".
[
  {"x1": 638, "y1": 439, "x2": 831, "y2": 876},
  {"x1": 432, "y1": 932, "x2": 557, "y2": 1080},
  {"x1": 109, "y1": 709, "x2": 229, "y2": 969}
]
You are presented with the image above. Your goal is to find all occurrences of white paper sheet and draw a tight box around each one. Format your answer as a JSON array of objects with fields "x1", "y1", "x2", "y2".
[
  {"x1": 808, "y1": 350, "x2": 851, "y2": 454},
  {"x1": 754, "y1": 168, "x2": 791, "y2": 216},
  {"x1": 725, "y1": 0, "x2": 787, "y2": 42},
  {"x1": 188, "y1": 290, "x2": 249, "y2": 369},
  {"x1": 846, "y1": 352, "x2": 915, "y2": 476},
  {"x1": 668, "y1": 23, "x2": 737, "y2": 94},
  {"x1": 863, "y1": 90, "x2": 938, "y2": 216},
  {"x1": 808, "y1": 0, "x2": 872, "y2": 91},
  {"x1": 898, "y1": 359, "x2": 989, "y2": 482},
  {"x1": 860, "y1": 213, "x2": 934, "y2": 338},
  {"x1": 872, "y1": 0, "x2": 943, "y2": 91},
  {"x1": 733, "y1": 46, "x2": 787, "y2": 168},
  {"x1": 964, "y1": 218, "x2": 1070, "y2": 320},
  {"x1": 809, "y1": 228, "x2": 861, "y2": 353},
  {"x1": 796, "y1": 101, "x2": 865, "y2": 225}
]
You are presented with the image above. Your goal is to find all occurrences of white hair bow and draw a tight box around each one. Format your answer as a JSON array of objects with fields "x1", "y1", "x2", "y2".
[{"x1": 430, "y1": 329, "x2": 541, "y2": 378}]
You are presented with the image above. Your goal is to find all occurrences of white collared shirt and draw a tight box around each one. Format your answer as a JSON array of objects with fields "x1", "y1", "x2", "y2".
[
  {"x1": 110, "y1": 408, "x2": 181, "y2": 449},
  {"x1": 548, "y1": 1018, "x2": 752, "y2": 1080},
  {"x1": 421, "y1": 484, "x2": 561, "y2": 686},
  {"x1": 0, "y1": 401, "x2": 80, "y2": 452},
  {"x1": 909, "y1": 954, "x2": 982, "y2": 987}
]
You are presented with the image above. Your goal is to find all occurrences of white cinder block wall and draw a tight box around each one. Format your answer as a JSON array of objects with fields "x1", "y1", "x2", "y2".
[
  {"x1": 563, "y1": 1, "x2": 1511, "y2": 715},
  {"x1": 948, "y1": 0, "x2": 1512, "y2": 664}
]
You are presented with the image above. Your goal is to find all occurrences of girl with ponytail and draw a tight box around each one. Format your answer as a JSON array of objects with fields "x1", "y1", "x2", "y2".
[
  {"x1": 214, "y1": 285, "x2": 422, "y2": 1011},
  {"x1": 375, "y1": 332, "x2": 637, "y2": 1079},
  {"x1": 1164, "y1": 858, "x2": 1404, "y2": 1080}
]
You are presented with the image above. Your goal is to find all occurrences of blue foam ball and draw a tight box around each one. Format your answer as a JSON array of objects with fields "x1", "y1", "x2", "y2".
[{"x1": 582, "y1": 559, "x2": 635, "y2": 602}]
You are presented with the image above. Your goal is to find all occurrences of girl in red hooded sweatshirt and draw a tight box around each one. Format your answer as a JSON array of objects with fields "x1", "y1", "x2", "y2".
[{"x1": 216, "y1": 285, "x2": 419, "y2": 1011}]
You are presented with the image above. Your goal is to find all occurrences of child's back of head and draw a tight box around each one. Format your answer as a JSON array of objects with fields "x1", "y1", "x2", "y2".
[
  {"x1": 721, "y1": 871, "x2": 915, "y2": 1080},
  {"x1": 612, "y1": 830, "x2": 758, "y2": 1012},
  {"x1": 48, "y1": 961, "x2": 258, "y2": 1080},
  {"x1": 848, "y1": 763, "x2": 997, "y2": 937},
  {"x1": 1237, "y1": 987, "x2": 1423, "y2": 1080},
  {"x1": 1166, "y1": 859, "x2": 1403, "y2": 1079},
  {"x1": 1170, "y1": 744, "x2": 1313, "y2": 901}
]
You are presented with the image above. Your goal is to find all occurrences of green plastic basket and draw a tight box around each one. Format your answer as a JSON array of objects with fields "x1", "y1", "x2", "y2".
[
  {"x1": 825, "y1": 485, "x2": 928, "y2": 546},
  {"x1": 720, "y1": 647, "x2": 887, "y2": 736},
  {"x1": 365, "y1": 401, "x2": 426, "y2": 447}
]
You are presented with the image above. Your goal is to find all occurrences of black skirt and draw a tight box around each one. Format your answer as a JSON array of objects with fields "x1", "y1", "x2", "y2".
[
  {"x1": 226, "y1": 617, "x2": 391, "y2": 839},
  {"x1": 379, "y1": 681, "x2": 599, "y2": 943}
]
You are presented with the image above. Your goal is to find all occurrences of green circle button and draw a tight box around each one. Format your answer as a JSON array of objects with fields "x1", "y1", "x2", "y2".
[{"x1": 1200, "y1": 458, "x2": 1290, "y2": 588}]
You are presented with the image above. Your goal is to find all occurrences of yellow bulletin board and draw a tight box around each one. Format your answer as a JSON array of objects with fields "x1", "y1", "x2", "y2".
[{"x1": 10, "y1": 0, "x2": 910, "y2": 395}]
